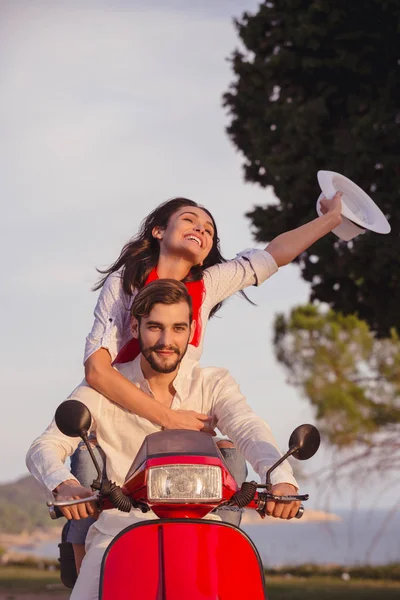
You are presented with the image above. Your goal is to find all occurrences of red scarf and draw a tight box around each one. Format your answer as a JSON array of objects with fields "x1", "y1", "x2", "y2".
[{"x1": 113, "y1": 268, "x2": 205, "y2": 364}]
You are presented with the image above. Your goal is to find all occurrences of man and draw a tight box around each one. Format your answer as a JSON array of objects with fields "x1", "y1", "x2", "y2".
[{"x1": 27, "y1": 280, "x2": 300, "y2": 600}]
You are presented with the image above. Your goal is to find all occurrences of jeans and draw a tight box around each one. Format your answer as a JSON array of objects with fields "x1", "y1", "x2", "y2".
[
  {"x1": 214, "y1": 446, "x2": 247, "y2": 526},
  {"x1": 66, "y1": 440, "x2": 247, "y2": 543}
]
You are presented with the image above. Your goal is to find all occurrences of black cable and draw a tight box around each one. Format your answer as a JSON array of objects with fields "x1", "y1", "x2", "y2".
[
  {"x1": 100, "y1": 480, "x2": 134, "y2": 512},
  {"x1": 228, "y1": 481, "x2": 258, "y2": 508}
]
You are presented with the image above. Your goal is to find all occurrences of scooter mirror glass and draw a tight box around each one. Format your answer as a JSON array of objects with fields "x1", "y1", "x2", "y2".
[
  {"x1": 55, "y1": 399, "x2": 92, "y2": 438},
  {"x1": 289, "y1": 424, "x2": 320, "y2": 460}
]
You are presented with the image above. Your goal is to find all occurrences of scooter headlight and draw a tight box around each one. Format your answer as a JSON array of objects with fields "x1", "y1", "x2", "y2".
[{"x1": 148, "y1": 465, "x2": 222, "y2": 502}]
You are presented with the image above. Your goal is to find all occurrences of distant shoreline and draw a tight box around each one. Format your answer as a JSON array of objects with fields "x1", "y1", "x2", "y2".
[
  {"x1": 0, "y1": 527, "x2": 62, "y2": 560},
  {"x1": 242, "y1": 508, "x2": 341, "y2": 525},
  {"x1": 1, "y1": 509, "x2": 340, "y2": 556},
  {"x1": 2, "y1": 509, "x2": 399, "y2": 567}
]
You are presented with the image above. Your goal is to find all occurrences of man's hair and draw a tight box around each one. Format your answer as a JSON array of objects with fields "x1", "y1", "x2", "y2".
[{"x1": 131, "y1": 279, "x2": 193, "y2": 323}]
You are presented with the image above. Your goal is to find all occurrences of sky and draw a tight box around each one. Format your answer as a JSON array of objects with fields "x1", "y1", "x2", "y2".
[{"x1": 0, "y1": 0, "x2": 395, "y2": 512}]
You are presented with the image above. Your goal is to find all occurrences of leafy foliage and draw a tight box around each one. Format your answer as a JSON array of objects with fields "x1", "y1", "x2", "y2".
[
  {"x1": 274, "y1": 305, "x2": 400, "y2": 453},
  {"x1": 224, "y1": 0, "x2": 400, "y2": 336}
]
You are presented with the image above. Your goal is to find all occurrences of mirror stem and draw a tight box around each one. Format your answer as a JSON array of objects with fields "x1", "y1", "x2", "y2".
[
  {"x1": 81, "y1": 432, "x2": 103, "y2": 490},
  {"x1": 266, "y1": 445, "x2": 299, "y2": 490}
]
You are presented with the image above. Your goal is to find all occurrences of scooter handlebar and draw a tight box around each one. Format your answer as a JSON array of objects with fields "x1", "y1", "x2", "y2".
[
  {"x1": 263, "y1": 494, "x2": 307, "y2": 519},
  {"x1": 46, "y1": 493, "x2": 100, "y2": 520},
  {"x1": 48, "y1": 506, "x2": 64, "y2": 520},
  {"x1": 265, "y1": 493, "x2": 309, "y2": 502}
]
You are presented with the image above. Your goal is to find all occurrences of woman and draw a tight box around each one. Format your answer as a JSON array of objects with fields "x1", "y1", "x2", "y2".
[
  {"x1": 84, "y1": 194, "x2": 342, "y2": 424},
  {"x1": 63, "y1": 193, "x2": 342, "y2": 575}
]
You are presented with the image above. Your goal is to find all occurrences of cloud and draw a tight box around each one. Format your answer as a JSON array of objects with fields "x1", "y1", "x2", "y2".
[{"x1": 0, "y1": 1, "x2": 261, "y2": 236}]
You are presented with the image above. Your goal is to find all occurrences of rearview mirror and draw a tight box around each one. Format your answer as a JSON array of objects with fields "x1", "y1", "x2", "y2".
[
  {"x1": 55, "y1": 400, "x2": 92, "y2": 438},
  {"x1": 265, "y1": 423, "x2": 321, "y2": 489},
  {"x1": 289, "y1": 424, "x2": 320, "y2": 461}
]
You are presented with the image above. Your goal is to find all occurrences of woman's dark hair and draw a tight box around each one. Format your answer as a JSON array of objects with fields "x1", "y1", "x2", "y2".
[{"x1": 94, "y1": 197, "x2": 252, "y2": 317}]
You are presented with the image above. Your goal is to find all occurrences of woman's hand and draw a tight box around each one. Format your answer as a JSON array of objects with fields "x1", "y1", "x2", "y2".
[
  {"x1": 163, "y1": 409, "x2": 215, "y2": 433},
  {"x1": 319, "y1": 191, "x2": 343, "y2": 226}
]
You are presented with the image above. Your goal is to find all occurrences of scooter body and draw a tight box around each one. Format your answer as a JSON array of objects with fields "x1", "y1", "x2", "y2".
[
  {"x1": 100, "y1": 519, "x2": 267, "y2": 600},
  {"x1": 49, "y1": 400, "x2": 320, "y2": 600},
  {"x1": 100, "y1": 429, "x2": 268, "y2": 599}
]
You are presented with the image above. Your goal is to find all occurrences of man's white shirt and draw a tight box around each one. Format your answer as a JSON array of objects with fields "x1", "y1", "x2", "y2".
[{"x1": 26, "y1": 354, "x2": 297, "y2": 537}]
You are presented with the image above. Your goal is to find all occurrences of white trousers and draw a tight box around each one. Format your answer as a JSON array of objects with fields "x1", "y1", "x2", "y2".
[{"x1": 70, "y1": 525, "x2": 113, "y2": 600}]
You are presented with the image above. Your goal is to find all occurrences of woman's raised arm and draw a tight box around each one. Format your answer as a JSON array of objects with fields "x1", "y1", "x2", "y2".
[{"x1": 266, "y1": 192, "x2": 342, "y2": 267}]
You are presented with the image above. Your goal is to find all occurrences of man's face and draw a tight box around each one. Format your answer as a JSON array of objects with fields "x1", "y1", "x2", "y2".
[{"x1": 132, "y1": 301, "x2": 195, "y2": 374}]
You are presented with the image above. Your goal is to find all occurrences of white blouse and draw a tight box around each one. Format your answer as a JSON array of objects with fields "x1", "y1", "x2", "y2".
[{"x1": 84, "y1": 249, "x2": 278, "y2": 364}]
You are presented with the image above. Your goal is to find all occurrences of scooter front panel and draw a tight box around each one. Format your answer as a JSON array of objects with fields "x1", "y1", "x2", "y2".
[{"x1": 100, "y1": 519, "x2": 267, "y2": 600}]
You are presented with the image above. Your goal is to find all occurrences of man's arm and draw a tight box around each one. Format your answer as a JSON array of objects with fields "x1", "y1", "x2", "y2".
[
  {"x1": 26, "y1": 418, "x2": 82, "y2": 493},
  {"x1": 26, "y1": 382, "x2": 100, "y2": 519},
  {"x1": 211, "y1": 371, "x2": 300, "y2": 519},
  {"x1": 211, "y1": 372, "x2": 297, "y2": 486},
  {"x1": 26, "y1": 418, "x2": 100, "y2": 520}
]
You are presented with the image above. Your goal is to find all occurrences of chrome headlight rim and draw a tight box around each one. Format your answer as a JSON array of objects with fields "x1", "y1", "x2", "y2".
[{"x1": 147, "y1": 464, "x2": 223, "y2": 503}]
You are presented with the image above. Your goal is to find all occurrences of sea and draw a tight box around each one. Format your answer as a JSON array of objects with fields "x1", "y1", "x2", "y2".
[
  {"x1": 15, "y1": 509, "x2": 400, "y2": 567},
  {"x1": 241, "y1": 509, "x2": 400, "y2": 567}
]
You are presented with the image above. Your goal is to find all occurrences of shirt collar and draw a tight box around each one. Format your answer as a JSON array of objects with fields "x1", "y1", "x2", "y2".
[
  {"x1": 129, "y1": 354, "x2": 146, "y2": 384},
  {"x1": 128, "y1": 353, "x2": 196, "y2": 401}
]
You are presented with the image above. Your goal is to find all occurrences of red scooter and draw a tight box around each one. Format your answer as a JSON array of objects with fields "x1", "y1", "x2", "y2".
[{"x1": 48, "y1": 400, "x2": 320, "y2": 599}]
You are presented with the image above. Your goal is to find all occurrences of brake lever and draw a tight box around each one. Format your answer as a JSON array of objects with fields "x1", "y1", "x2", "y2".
[
  {"x1": 46, "y1": 493, "x2": 100, "y2": 520},
  {"x1": 46, "y1": 493, "x2": 100, "y2": 508}
]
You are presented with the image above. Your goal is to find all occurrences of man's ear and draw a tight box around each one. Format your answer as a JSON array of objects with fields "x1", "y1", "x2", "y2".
[
  {"x1": 131, "y1": 316, "x2": 139, "y2": 339},
  {"x1": 189, "y1": 320, "x2": 196, "y2": 344},
  {"x1": 152, "y1": 226, "x2": 163, "y2": 240}
]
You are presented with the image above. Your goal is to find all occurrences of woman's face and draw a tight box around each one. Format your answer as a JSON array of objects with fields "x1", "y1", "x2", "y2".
[{"x1": 154, "y1": 206, "x2": 215, "y2": 265}]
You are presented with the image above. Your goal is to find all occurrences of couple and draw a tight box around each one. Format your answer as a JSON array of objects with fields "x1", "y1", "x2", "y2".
[{"x1": 26, "y1": 193, "x2": 342, "y2": 598}]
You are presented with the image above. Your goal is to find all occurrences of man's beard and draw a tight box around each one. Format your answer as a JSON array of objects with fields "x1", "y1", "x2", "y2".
[{"x1": 139, "y1": 336, "x2": 189, "y2": 374}]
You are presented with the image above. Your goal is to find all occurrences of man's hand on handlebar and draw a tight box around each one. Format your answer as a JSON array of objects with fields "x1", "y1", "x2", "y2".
[
  {"x1": 266, "y1": 483, "x2": 301, "y2": 520},
  {"x1": 53, "y1": 479, "x2": 99, "y2": 520}
]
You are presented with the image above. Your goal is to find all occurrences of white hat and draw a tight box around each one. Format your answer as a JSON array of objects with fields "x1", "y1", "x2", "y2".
[{"x1": 316, "y1": 170, "x2": 391, "y2": 242}]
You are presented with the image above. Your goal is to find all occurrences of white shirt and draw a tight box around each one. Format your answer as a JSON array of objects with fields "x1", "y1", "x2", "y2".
[
  {"x1": 26, "y1": 355, "x2": 297, "y2": 536},
  {"x1": 84, "y1": 249, "x2": 278, "y2": 364}
]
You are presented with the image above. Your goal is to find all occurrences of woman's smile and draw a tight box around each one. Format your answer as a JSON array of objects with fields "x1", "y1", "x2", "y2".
[{"x1": 184, "y1": 234, "x2": 202, "y2": 247}]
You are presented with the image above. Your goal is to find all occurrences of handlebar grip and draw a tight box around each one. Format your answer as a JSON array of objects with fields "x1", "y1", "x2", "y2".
[
  {"x1": 267, "y1": 493, "x2": 309, "y2": 502},
  {"x1": 295, "y1": 504, "x2": 305, "y2": 519},
  {"x1": 48, "y1": 506, "x2": 64, "y2": 520}
]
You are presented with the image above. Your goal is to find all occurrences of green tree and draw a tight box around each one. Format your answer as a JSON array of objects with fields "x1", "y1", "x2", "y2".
[
  {"x1": 224, "y1": 0, "x2": 400, "y2": 337},
  {"x1": 274, "y1": 305, "x2": 400, "y2": 469}
]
